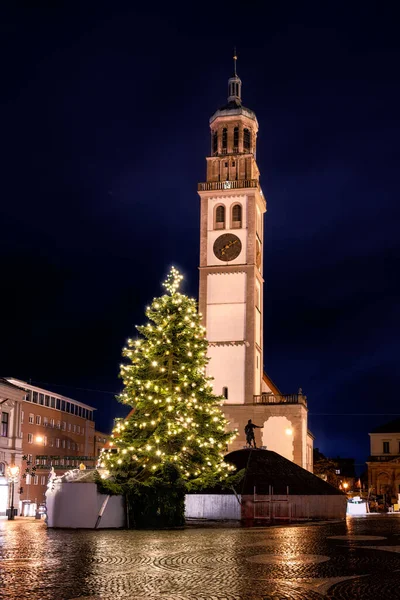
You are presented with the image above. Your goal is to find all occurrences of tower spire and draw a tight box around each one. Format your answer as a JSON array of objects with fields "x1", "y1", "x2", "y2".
[{"x1": 228, "y1": 49, "x2": 242, "y2": 105}]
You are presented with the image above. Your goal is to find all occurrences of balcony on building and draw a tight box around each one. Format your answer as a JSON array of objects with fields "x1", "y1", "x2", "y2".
[
  {"x1": 253, "y1": 391, "x2": 308, "y2": 407},
  {"x1": 198, "y1": 179, "x2": 259, "y2": 192}
]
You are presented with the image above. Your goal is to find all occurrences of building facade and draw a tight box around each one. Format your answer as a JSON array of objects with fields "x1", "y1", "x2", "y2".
[
  {"x1": 367, "y1": 418, "x2": 400, "y2": 499},
  {"x1": 6, "y1": 378, "x2": 96, "y2": 508},
  {"x1": 0, "y1": 379, "x2": 24, "y2": 516},
  {"x1": 198, "y1": 58, "x2": 313, "y2": 471},
  {"x1": 94, "y1": 431, "x2": 110, "y2": 458}
]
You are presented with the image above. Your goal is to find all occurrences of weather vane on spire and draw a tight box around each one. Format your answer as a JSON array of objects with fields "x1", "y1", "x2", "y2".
[{"x1": 233, "y1": 47, "x2": 237, "y2": 76}]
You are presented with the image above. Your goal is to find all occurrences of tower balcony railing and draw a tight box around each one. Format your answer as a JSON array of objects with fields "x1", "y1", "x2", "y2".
[
  {"x1": 253, "y1": 392, "x2": 307, "y2": 407},
  {"x1": 198, "y1": 179, "x2": 259, "y2": 192}
]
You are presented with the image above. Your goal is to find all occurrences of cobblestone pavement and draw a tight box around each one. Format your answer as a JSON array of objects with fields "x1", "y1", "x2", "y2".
[{"x1": 2, "y1": 516, "x2": 400, "y2": 599}]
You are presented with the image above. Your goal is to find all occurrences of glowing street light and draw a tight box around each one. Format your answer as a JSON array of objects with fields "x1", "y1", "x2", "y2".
[
  {"x1": 7, "y1": 465, "x2": 20, "y2": 520},
  {"x1": 285, "y1": 428, "x2": 293, "y2": 436},
  {"x1": 35, "y1": 436, "x2": 43, "y2": 443}
]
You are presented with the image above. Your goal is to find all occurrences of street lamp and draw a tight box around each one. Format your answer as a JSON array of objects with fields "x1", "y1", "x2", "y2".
[{"x1": 7, "y1": 465, "x2": 20, "y2": 521}]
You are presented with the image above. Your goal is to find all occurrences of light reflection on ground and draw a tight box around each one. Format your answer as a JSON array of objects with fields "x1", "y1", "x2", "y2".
[{"x1": 2, "y1": 516, "x2": 400, "y2": 598}]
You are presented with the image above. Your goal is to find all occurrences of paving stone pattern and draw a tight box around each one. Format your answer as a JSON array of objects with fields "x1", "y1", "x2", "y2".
[{"x1": 2, "y1": 516, "x2": 400, "y2": 599}]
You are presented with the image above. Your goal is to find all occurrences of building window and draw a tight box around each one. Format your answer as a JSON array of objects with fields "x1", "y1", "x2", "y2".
[
  {"x1": 77, "y1": 425, "x2": 80, "y2": 434},
  {"x1": 383, "y1": 441, "x2": 390, "y2": 454},
  {"x1": 43, "y1": 436, "x2": 47, "y2": 446},
  {"x1": 41, "y1": 476, "x2": 46, "y2": 485},
  {"x1": 243, "y1": 128, "x2": 251, "y2": 151},
  {"x1": 73, "y1": 424, "x2": 76, "y2": 433},
  {"x1": 32, "y1": 391, "x2": 38, "y2": 403},
  {"x1": 29, "y1": 413, "x2": 34, "y2": 424},
  {"x1": 25, "y1": 392, "x2": 31, "y2": 402},
  {"x1": 43, "y1": 416, "x2": 48, "y2": 426},
  {"x1": 82, "y1": 428, "x2": 85, "y2": 436},
  {"x1": 232, "y1": 204, "x2": 242, "y2": 228},
  {"x1": 62, "y1": 421, "x2": 66, "y2": 431},
  {"x1": 1, "y1": 412, "x2": 9, "y2": 437},
  {"x1": 35, "y1": 415, "x2": 41, "y2": 425},
  {"x1": 21, "y1": 410, "x2": 24, "y2": 424},
  {"x1": 33, "y1": 476, "x2": 38, "y2": 485},
  {"x1": 224, "y1": 162, "x2": 228, "y2": 168},
  {"x1": 39, "y1": 393, "x2": 44, "y2": 405},
  {"x1": 215, "y1": 205, "x2": 225, "y2": 230},
  {"x1": 212, "y1": 131, "x2": 218, "y2": 155},
  {"x1": 62, "y1": 440, "x2": 66, "y2": 449},
  {"x1": 222, "y1": 128, "x2": 227, "y2": 153},
  {"x1": 68, "y1": 423, "x2": 71, "y2": 432},
  {"x1": 50, "y1": 418, "x2": 55, "y2": 427},
  {"x1": 26, "y1": 474, "x2": 31, "y2": 485},
  {"x1": 45, "y1": 395, "x2": 50, "y2": 407},
  {"x1": 50, "y1": 396, "x2": 56, "y2": 408},
  {"x1": 28, "y1": 433, "x2": 33, "y2": 444},
  {"x1": 56, "y1": 438, "x2": 60, "y2": 448},
  {"x1": 222, "y1": 387, "x2": 228, "y2": 399},
  {"x1": 49, "y1": 438, "x2": 54, "y2": 447},
  {"x1": 67, "y1": 440, "x2": 70, "y2": 449},
  {"x1": 56, "y1": 398, "x2": 61, "y2": 410},
  {"x1": 56, "y1": 421, "x2": 61, "y2": 429},
  {"x1": 233, "y1": 126, "x2": 239, "y2": 151}
]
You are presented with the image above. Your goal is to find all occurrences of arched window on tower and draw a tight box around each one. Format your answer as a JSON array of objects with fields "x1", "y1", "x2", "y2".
[
  {"x1": 233, "y1": 127, "x2": 239, "y2": 152},
  {"x1": 222, "y1": 128, "x2": 227, "y2": 154},
  {"x1": 232, "y1": 204, "x2": 242, "y2": 229},
  {"x1": 244, "y1": 128, "x2": 251, "y2": 152},
  {"x1": 215, "y1": 205, "x2": 225, "y2": 230},
  {"x1": 212, "y1": 131, "x2": 218, "y2": 155}
]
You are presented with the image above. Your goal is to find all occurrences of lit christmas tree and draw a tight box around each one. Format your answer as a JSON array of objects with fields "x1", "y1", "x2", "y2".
[{"x1": 99, "y1": 267, "x2": 238, "y2": 528}]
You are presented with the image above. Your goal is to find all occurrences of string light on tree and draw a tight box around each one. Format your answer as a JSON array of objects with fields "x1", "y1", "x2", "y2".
[{"x1": 99, "y1": 266, "x2": 238, "y2": 528}]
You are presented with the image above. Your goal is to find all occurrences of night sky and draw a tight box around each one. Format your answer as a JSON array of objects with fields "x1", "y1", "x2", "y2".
[{"x1": 1, "y1": 3, "x2": 399, "y2": 472}]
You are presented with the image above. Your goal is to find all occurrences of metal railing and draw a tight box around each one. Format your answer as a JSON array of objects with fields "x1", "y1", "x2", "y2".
[
  {"x1": 198, "y1": 179, "x2": 259, "y2": 192},
  {"x1": 253, "y1": 392, "x2": 307, "y2": 406}
]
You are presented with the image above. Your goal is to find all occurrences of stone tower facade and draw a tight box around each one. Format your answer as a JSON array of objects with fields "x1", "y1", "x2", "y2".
[{"x1": 198, "y1": 58, "x2": 314, "y2": 472}]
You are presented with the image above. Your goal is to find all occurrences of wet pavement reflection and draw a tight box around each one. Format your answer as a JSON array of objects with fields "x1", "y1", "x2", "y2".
[{"x1": 2, "y1": 516, "x2": 400, "y2": 599}]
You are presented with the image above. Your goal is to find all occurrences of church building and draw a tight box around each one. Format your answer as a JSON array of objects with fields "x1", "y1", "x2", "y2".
[{"x1": 198, "y1": 57, "x2": 313, "y2": 472}]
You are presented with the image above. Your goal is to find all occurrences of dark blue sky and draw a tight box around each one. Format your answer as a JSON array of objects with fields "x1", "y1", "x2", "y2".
[{"x1": 1, "y1": 2, "x2": 399, "y2": 472}]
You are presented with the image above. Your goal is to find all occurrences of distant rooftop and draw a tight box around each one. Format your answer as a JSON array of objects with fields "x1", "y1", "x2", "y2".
[
  {"x1": 370, "y1": 418, "x2": 400, "y2": 434},
  {"x1": 6, "y1": 378, "x2": 96, "y2": 411}
]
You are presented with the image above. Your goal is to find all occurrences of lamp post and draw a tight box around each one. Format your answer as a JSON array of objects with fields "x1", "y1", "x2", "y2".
[{"x1": 7, "y1": 465, "x2": 20, "y2": 521}]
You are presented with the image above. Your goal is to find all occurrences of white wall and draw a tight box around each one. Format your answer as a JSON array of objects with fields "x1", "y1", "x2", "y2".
[
  {"x1": 206, "y1": 273, "x2": 246, "y2": 343},
  {"x1": 261, "y1": 416, "x2": 294, "y2": 461},
  {"x1": 46, "y1": 480, "x2": 125, "y2": 529},
  {"x1": 208, "y1": 344, "x2": 245, "y2": 404},
  {"x1": 370, "y1": 433, "x2": 400, "y2": 456},
  {"x1": 207, "y1": 304, "x2": 245, "y2": 342}
]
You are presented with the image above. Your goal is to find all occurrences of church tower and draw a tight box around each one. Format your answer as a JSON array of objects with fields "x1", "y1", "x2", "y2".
[
  {"x1": 198, "y1": 53, "x2": 265, "y2": 406},
  {"x1": 198, "y1": 56, "x2": 314, "y2": 472}
]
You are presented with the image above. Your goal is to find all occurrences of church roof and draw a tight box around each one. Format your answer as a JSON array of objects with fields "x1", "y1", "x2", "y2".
[
  {"x1": 209, "y1": 103, "x2": 257, "y2": 124},
  {"x1": 262, "y1": 371, "x2": 281, "y2": 395},
  {"x1": 370, "y1": 418, "x2": 400, "y2": 434}
]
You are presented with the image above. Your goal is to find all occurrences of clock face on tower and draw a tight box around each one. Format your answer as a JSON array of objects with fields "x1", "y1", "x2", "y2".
[{"x1": 213, "y1": 233, "x2": 242, "y2": 261}]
